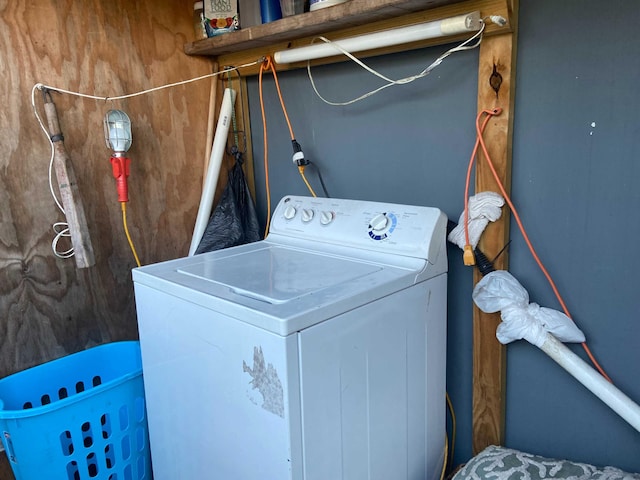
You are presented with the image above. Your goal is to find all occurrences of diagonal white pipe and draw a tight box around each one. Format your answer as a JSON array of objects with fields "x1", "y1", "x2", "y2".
[
  {"x1": 453, "y1": 197, "x2": 640, "y2": 434},
  {"x1": 473, "y1": 270, "x2": 640, "y2": 434},
  {"x1": 540, "y1": 333, "x2": 640, "y2": 433}
]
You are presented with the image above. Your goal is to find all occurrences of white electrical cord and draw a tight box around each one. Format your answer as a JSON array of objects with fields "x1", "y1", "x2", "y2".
[
  {"x1": 307, "y1": 20, "x2": 486, "y2": 106},
  {"x1": 30, "y1": 85, "x2": 73, "y2": 259},
  {"x1": 31, "y1": 59, "x2": 261, "y2": 260},
  {"x1": 33, "y1": 60, "x2": 260, "y2": 103}
]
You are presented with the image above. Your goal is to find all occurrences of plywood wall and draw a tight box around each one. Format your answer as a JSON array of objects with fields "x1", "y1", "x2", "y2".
[{"x1": 0, "y1": 1, "x2": 214, "y2": 475}]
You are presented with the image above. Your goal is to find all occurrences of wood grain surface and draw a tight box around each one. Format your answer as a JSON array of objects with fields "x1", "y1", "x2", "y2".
[
  {"x1": 0, "y1": 0, "x2": 215, "y2": 475},
  {"x1": 472, "y1": 0, "x2": 518, "y2": 454},
  {"x1": 213, "y1": 0, "x2": 512, "y2": 75},
  {"x1": 185, "y1": 0, "x2": 471, "y2": 56}
]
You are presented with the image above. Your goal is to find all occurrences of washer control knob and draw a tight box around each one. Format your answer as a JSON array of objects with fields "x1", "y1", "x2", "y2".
[
  {"x1": 283, "y1": 205, "x2": 297, "y2": 220},
  {"x1": 320, "y1": 211, "x2": 335, "y2": 225},
  {"x1": 369, "y1": 213, "x2": 389, "y2": 232},
  {"x1": 301, "y1": 209, "x2": 315, "y2": 223}
]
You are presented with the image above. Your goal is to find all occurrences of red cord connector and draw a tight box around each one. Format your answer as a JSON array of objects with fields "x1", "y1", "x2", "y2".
[{"x1": 110, "y1": 155, "x2": 130, "y2": 203}]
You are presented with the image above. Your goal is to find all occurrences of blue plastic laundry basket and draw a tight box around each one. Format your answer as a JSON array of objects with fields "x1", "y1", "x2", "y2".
[{"x1": 0, "y1": 341, "x2": 151, "y2": 480}]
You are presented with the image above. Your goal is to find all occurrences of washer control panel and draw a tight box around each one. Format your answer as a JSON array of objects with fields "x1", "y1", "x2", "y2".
[{"x1": 269, "y1": 195, "x2": 446, "y2": 261}]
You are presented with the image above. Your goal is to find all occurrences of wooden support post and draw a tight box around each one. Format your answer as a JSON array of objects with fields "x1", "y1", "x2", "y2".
[
  {"x1": 473, "y1": 0, "x2": 518, "y2": 454},
  {"x1": 203, "y1": 62, "x2": 220, "y2": 188},
  {"x1": 472, "y1": 0, "x2": 518, "y2": 454},
  {"x1": 236, "y1": 76, "x2": 256, "y2": 200}
]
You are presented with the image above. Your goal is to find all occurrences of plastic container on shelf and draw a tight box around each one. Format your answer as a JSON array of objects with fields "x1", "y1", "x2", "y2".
[
  {"x1": 0, "y1": 341, "x2": 150, "y2": 480},
  {"x1": 279, "y1": 0, "x2": 306, "y2": 17},
  {"x1": 204, "y1": 0, "x2": 240, "y2": 36},
  {"x1": 193, "y1": 1, "x2": 208, "y2": 40},
  {"x1": 238, "y1": 0, "x2": 262, "y2": 28},
  {"x1": 260, "y1": 0, "x2": 283, "y2": 23},
  {"x1": 309, "y1": 0, "x2": 349, "y2": 11}
]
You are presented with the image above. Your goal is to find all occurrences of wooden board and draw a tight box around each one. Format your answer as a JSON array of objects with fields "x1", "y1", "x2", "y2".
[
  {"x1": 0, "y1": 1, "x2": 214, "y2": 475},
  {"x1": 189, "y1": 0, "x2": 513, "y2": 77},
  {"x1": 472, "y1": 0, "x2": 518, "y2": 455},
  {"x1": 43, "y1": 98, "x2": 96, "y2": 268},
  {"x1": 203, "y1": 62, "x2": 221, "y2": 189},
  {"x1": 185, "y1": 0, "x2": 469, "y2": 56}
]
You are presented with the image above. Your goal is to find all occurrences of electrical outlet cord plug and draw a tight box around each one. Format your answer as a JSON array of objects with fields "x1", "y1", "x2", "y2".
[{"x1": 291, "y1": 139, "x2": 308, "y2": 166}]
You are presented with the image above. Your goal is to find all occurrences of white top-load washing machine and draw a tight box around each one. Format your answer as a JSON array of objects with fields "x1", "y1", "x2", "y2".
[{"x1": 132, "y1": 195, "x2": 448, "y2": 480}]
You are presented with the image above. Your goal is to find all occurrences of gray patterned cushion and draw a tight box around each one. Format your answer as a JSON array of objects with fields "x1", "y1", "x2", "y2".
[{"x1": 452, "y1": 445, "x2": 639, "y2": 480}]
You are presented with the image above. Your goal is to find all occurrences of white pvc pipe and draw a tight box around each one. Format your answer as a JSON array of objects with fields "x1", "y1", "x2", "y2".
[
  {"x1": 540, "y1": 333, "x2": 640, "y2": 433},
  {"x1": 189, "y1": 88, "x2": 236, "y2": 256},
  {"x1": 273, "y1": 11, "x2": 480, "y2": 64}
]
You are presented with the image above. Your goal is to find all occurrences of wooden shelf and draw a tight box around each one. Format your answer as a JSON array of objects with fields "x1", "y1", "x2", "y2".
[
  {"x1": 184, "y1": 0, "x2": 469, "y2": 57},
  {"x1": 183, "y1": 0, "x2": 512, "y2": 75}
]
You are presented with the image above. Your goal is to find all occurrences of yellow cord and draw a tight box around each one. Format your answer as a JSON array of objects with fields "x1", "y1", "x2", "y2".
[
  {"x1": 446, "y1": 392, "x2": 457, "y2": 472},
  {"x1": 121, "y1": 202, "x2": 141, "y2": 267},
  {"x1": 298, "y1": 166, "x2": 317, "y2": 197},
  {"x1": 440, "y1": 432, "x2": 449, "y2": 480}
]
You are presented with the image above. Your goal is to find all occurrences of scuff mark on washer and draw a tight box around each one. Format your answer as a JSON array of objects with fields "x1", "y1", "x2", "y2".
[{"x1": 243, "y1": 346, "x2": 284, "y2": 418}]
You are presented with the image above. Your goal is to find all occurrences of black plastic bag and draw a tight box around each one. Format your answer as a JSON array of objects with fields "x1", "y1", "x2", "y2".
[{"x1": 195, "y1": 159, "x2": 261, "y2": 254}]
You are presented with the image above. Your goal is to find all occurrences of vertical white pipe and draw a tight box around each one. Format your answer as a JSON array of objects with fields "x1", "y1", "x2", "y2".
[
  {"x1": 540, "y1": 333, "x2": 640, "y2": 432},
  {"x1": 189, "y1": 88, "x2": 236, "y2": 256}
]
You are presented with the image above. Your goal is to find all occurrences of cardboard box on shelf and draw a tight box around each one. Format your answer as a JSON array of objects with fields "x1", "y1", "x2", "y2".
[{"x1": 203, "y1": 0, "x2": 239, "y2": 36}]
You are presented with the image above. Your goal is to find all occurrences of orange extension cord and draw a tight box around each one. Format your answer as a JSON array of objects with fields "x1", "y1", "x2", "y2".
[
  {"x1": 258, "y1": 56, "x2": 318, "y2": 237},
  {"x1": 258, "y1": 59, "x2": 273, "y2": 237},
  {"x1": 464, "y1": 108, "x2": 613, "y2": 383}
]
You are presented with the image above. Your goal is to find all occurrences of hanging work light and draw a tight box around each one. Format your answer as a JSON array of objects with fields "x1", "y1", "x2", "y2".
[{"x1": 104, "y1": 109, "x2": 132, "y2": 202}]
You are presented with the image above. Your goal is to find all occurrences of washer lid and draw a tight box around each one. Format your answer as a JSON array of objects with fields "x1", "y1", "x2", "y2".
[
  {"x1": 178, "y1": 245, "x2": 381, "y2": 304},
  {"x1": 132, "y1": 240, "x2": 430, "y2": 336}
]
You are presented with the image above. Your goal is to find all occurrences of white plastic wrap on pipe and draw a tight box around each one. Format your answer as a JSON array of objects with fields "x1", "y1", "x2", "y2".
[
  {"x1": 473, "y1": 270, "x2": 585, "y2": 347},
  {"x1": 189, "y1": 88, "x2": 236, "y2": 256},
  {"x1": 473, "y1": 270, "x2": 640, "y2": 433}
]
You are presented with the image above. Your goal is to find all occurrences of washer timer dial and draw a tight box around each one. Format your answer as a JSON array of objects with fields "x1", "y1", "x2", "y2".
[{"x1": 368, "y1": 212, "x2": 397, "y2": 240}]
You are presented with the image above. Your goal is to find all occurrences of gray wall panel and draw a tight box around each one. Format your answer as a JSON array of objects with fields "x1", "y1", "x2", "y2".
[
  {"x1": 245, "y1": 0, "x2": 640, "y2": 470},
  {"x1": 507, "y1": 0, "x2": 640, "y2": 471}
]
